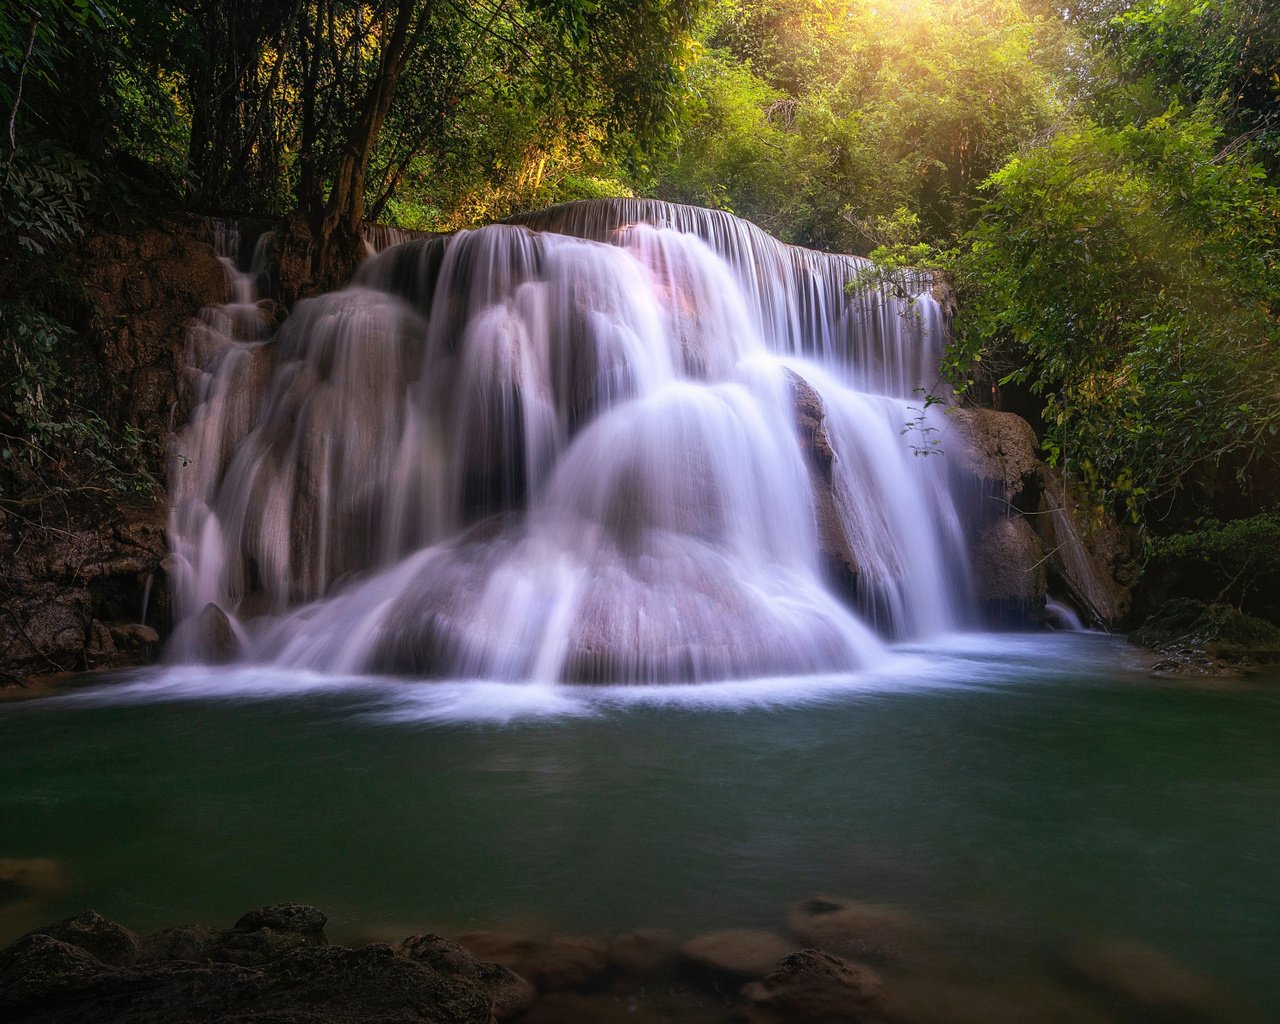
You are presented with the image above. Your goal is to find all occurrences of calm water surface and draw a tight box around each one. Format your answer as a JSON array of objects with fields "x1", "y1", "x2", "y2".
[{"x1": 2, "y1": 632, "x2": 1277, "y2": 1015}]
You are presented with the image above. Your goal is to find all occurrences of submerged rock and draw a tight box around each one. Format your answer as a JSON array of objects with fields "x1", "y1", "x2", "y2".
[
  {"x1": 681, "y1": 929, "x2": 795, "y2": 978},
  {"x1": 1060, "y1": 937, "x2": 1241, "y2": 1022},
  {"x1": 0, "y1": 858, "x2": 65, "y2": 902},
  {"x1": 740, "y1": 948, "x2": 884, "y2": 1023},
  {"x1": 456, "y1": 930, "x2": 610, "y2": 992},
  {"x1": 785, "y1": 896, "x2": 931, "y2": 963}
]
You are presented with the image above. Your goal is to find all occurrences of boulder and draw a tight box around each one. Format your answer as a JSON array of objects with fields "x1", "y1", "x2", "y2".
[
  {"x1": 30, "y1": 910, "x2": 141, "y2": 968},
  {"x1": 1132, "y1": 599, "x2": 1280, "y2": 675},
  {"x1": 0, "y1": 909, "x2": 496, "y2": 1024},
  {"x1": 681, "y1": 929, "x2": 794, "y2": 978},
  {"x1": 400, "y1": 934, "x2": 536, "y2": 1020},
  {"x1": 972, "y1": 516, "x2": 1048, "y2": 625},
  {"x1": 233, "y1": 903, "x2": 328, "y2": 940},
  {"x1": 785, "y1": 896, "x2": 931, "y2": 963},
  {"x1": 457, "y1": 930, "x2": 610, "y2": 992},
  {"x1": 741, "y1": 949, "x2": 884, "y2": 1023},
  {"x1": 1060, "y1": 937, "x2": 1235, "y2": 1021},
  {"x1": 947, "y1": 407, "x2": 1043, "y2": 516},
  {"x1": 605, "y1": 927, "x2": 681, "y2": 975},
  {"x1": 786, "y1": 369, "x2": 863, "y2": 604}
]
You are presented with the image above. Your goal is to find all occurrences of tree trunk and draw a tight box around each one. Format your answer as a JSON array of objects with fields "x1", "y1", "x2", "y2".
[{"x1": 312, "y1": 0, "x2": 433, "y2": 288}]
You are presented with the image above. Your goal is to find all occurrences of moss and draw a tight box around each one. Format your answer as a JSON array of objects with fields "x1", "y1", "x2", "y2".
[{"x1": 1132, "y1": 598, "x2": 1280, "y2": 673}]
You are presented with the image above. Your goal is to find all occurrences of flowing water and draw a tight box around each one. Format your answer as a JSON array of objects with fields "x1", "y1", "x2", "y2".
[
  {"x1": 169, "y1": 200, "x2": 967, "y2": 681},
  {"x1": 5, "y1": 202, "x2": 1277, "y2": 1018}
]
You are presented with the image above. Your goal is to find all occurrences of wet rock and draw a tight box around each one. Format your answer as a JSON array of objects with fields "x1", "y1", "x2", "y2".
[
  {"x1": 1061, "y1": 937, "x2": 1234, "y2": 1021},
  {"x1": 1040, "y1": 470, "x2": 1137, "y2": 628},
  {"x1": 457, "y1": 930, "x2": 610, "y2": 992},
  {"x1": 233, "y1": 902, "x2": 328, "y2": 940},
  {"x1": 1, "y1": 499, "x2": 171, "y2": 682},
  {"x1": 786, "y1": 369, "x2": 861, "y2": 598},
  {"x1": 514, "y1": 988, "x2": 726, "y2": 1024},
  {"x1": 606, "y1": 927, "x2": 681, "y2": 975},
  {"x1": 948, "y1": 407, "x2": 1044, "y2": 516},
  {"x1": 400, "y1": 934, "x2": 536, "y2": 1020},
  {"x1": 973, "y1": 516, "x2": 1048, "y2": 626},
  {"x1": 786, "y1": 896, "x2": 931, "y2": 963},
  {"x1": 1133, "y1": 599, "x2": 1280, "y2": 675},
  {"x1": 188, "y1": 603, "x2": 241, "y2": 663},
  {"x1": 109, "y1": 623, "x2": 161, "y2": 649},
  {"x1": 0, "y1": 910, "x2": 496, "y2": 1024},
  {"x1": 31, "y1": 910, "x2": 141, "y2": 968},
  {"x1": 681, "y1": 929, "x2": 794, "y2": 978},
  {"x1": 741, "y1": 948, "x2": 884, "y2": 1023},
  {"x1": 0, "y1": 933, "x2": 107, "y2": 1008}
]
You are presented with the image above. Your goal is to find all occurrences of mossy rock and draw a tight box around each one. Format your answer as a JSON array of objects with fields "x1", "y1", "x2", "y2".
[{"x1": 1132, "y1": 599, "x2": 1280, "y2": 673}]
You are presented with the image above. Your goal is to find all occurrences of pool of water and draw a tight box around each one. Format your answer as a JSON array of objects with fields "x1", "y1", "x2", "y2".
[{"x1": 2, "y1": 632, "x2": 1277, "y2": 1017}]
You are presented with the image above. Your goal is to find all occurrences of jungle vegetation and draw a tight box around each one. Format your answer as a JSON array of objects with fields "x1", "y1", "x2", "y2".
[{"x1": 2, "y1": 0, "x2": 1278, "y2": 595}]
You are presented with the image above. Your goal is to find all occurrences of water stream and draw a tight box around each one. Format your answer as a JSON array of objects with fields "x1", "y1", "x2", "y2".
[{"x1": 4, "y1": 203, "x2": 1275, "y2": 1019}]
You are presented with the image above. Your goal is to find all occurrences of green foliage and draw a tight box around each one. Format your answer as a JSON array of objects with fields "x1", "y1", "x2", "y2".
[
  {"x1": 948, "y1": 104, "x2": 1280, "y2": 518},
  {"x1": 656, "y1": 0, "x2": 1062, "y2": 250},
  {"x1": 0, "y1": 306, "x2": 158, "y2": 501},
  {"x1": 1, "y1": 140, "x2": 95, "y2": 254},
  {"x1": 1149, "y1": 510, "x2": 1280, "y2": 609}
]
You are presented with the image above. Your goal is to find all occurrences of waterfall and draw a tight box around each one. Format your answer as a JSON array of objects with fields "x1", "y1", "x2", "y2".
[{"x1": 169, "y1": 200, "x2": 972, "y2": 683}]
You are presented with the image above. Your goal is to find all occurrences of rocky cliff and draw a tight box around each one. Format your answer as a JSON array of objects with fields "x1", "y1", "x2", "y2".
[{"x1": 0, "y1": 221, "x2": 227, "y2": 685}]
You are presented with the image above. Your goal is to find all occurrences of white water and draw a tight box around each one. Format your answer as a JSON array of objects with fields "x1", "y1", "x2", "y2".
[{"x1": 169, "y1": 200, "x2": 973, "y2": 684}]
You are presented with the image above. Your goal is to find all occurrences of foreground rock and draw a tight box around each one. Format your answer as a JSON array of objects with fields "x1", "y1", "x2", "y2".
[
  {"x1": 741, "y1": 949, "x2": 884, "y2": 1023},
  {"x1": 0, "y1": 905, "x2": 523, "y2": 1024},
  {"x1": 1131, "y1": 598, "x2": 1280, "y2": 675},
  {"x1": 1059, "y1": 937, "x2": 1237, "y2": 1022},
  {"x1": 947, "y1": 406, "x2": 1137, "y2": 629},
  {"x1": 786, "y1": 896, "x2": 931, "y2": 963}
]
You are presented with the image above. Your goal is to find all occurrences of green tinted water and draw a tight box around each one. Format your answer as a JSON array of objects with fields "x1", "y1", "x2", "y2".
[{"x1": 2, "y1": 633, "x2": 1277, "y2": 1015}]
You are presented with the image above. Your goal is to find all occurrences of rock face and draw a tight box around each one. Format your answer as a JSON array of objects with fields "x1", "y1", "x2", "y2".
[
  {"x1": 787, "y1": 369, "x2": 862, "y2": 602},
  {"x1": 947, "y1": 407, "x2": 1048, "y2": 625},
  {"x1": 1, "y1": 220, "x2": 228, "y2": 686},
  {"x1": 0, "y1": 906, "x2": 507, "y2": 1024},
  {"x1": 1039, "y1": 469, "x2": 1137, "y2": 627},
  {"x1": 946, "y1": 406, "x2": 1135, "y2": 629},
  {"x1": 1132, "y1": 598, "x2": 1280, "y2": 674},
  {"x1": 1, "y1": 499, "x2": 170, "y2": 683}
]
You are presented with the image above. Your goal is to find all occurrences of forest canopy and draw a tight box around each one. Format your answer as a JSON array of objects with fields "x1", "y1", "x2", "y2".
[{"x1": 1, "y1": 0, "x2": 1278, "y2": 534}]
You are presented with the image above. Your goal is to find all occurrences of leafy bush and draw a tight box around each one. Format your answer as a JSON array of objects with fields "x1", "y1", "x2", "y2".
[{"x1": 0, "y1": 306, "x2": 158, "y2": 503}]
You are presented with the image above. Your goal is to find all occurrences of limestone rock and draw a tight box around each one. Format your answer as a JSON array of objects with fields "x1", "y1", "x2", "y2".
[
  {"x1": 0, "y1": 909, "x2": 496, "y2": 1024},
  {"x1": 741, "y1": 948, "x2": 884, "y2": 1023},
  {"x1": 948, "y1": 407, "x2": 1044, "y2": 515},
  {"x1": 1040, "y1": 469, "x2": 1136, "y2": 627},
  {"x1": 400, "y1": 933, "x2": 536, "y2": 1020},
  {"x1": 457, "y1": 931, "x2": 610, "y2": 992},
  {"x1": 1061, "y1": 937, "x2": 1235, "y2": 1021},
  {"x1": 681, "y1": 929, "x2": 794, "y2": 978},
  {"x1": 786, "y1": 368, "x2": 861, "y2": 598},
  {"x1": 973, "y1": 516, "x2": 1047, "y2": 624},
  {"x1": 786, "y1": 896, "x2": 931, "y2": 963}
]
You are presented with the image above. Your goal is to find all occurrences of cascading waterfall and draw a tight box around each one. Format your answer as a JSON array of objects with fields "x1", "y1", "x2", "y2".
[{"x1": 169, "y1": 199, "x2": 972, "y2": 683}]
